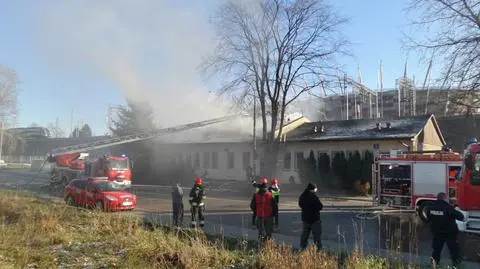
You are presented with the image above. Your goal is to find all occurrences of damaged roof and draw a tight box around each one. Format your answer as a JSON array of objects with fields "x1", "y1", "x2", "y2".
[{"x1": 285, "y1": 114, "x2": 435, "y2": 142}]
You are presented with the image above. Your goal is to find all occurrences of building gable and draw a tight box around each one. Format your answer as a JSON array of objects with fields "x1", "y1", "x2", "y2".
[{"x1": 414, "y1": 115, "x2": 446, "y2": 151}]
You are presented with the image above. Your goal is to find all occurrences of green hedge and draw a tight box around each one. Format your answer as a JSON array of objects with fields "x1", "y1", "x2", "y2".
[{"x1": 298, "y1": 150, "x2": 374, "y2": 190}]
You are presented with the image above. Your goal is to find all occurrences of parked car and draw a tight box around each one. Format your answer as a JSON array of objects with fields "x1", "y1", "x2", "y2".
[{"x1": 64, "y1": 177, "x2": 137, "y2": 211}]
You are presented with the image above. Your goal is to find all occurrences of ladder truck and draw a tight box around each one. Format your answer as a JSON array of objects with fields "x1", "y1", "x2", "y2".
[
  {"x1": 372, "y1": 142, "x2": 480, "y2": 234},
  {"x1": 46, "y1": 114, "x2": 246, "y2": 187}
]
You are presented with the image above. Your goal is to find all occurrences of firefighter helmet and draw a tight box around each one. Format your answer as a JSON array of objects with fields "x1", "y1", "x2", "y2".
[
  {"x1": 271, "y1": 178, "x2": 279, "y2": 185},
  {"x1": 260, "y1": 178, "x2": 268, "y2": 185},
  {"x1": 195, "y1": 177, "x2": 203, "y2": 185}
]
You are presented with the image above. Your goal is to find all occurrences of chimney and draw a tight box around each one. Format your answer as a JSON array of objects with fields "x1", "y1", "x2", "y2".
[
  {"x1": 376, "y1": 122, "x2": 381, "y2": 131},
  {"x1": 314, "y1": 125, "x2": 318, "y2": 133},
  {"x1": 386, "y1": 122, "x2": 391, "y2": 129},
  {"x1": 320, "y1": 125, "x2": 325, "y2": 132}
]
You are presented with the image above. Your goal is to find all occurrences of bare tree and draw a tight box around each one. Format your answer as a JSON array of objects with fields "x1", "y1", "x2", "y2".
[
  {"x1": 0, "y1": 65, "x2": 19, "y2": 117},
  {"x1": 404, "y1": 0, "x2": 480, "y2": 114},
  {"x1": 47, "y1": 123, "x2": 65, "y2": 138},
  {"x1": 203, "y1": 0, "x2": 349, "y2": 176}
]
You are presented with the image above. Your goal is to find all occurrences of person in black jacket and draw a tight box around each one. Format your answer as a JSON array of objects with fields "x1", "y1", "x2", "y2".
[
  {"x1": 298, "y1": 183, "x2": 323, "y2": 250},
  {"x1": 171, "y1": 183, "x2": 184, "y2": 227},
  {"x1": 425, "y1": 192, "x2": 465, "y2": 267}
]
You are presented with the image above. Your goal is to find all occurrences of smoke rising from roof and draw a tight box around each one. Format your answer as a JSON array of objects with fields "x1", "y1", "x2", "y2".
[{"x1": 34, "y1": 0, "x2": 247, "y2": 133}]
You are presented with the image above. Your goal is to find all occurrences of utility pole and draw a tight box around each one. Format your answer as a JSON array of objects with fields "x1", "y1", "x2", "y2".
[
  {"x1": 0, "y1": 121, "x2": 3, "y2": 161},
  {"x1": 376, "y1": 69, "x2": 380, "y2": 118},
  {"x1": 70, "y1": 109, "x2": 74, "y2": 137},
  {"x1": 423, "y1": 56, "x2": 434, "y2": 115},
  {"x1": 344, "y1": 74, "x2": 349, "y2": 120},
  {"x1": 380, "y1": 61, "x2": 384, "y2": 118}
]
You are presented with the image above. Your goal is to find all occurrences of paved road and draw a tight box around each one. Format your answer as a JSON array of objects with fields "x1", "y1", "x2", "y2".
[
  {"x1": 1, "y1": 169, "x2": 479, "y2": 266},
  {"x1": 144, "y1": 210, "x2": 480, "y2": 263}
]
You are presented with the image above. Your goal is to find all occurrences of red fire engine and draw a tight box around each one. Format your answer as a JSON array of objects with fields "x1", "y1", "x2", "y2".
[
  {"x1": 455, "y1": 140, "x2": 480, "y2": 233},
  {"x1": 48, "y1": 153, "x2": 132, "y2": 186},
  {"x1": 373, "y1": 145, "x2": 480, "y2": 234},
  {"x1": 44, "y1": 114, "x2": 246, "y2": 188}
]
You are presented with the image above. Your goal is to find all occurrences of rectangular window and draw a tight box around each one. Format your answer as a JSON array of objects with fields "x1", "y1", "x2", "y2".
[
  {"x1": 283, "y1": 152, "x2": 292, "y2": 170},
  {"x1": 294, "y1": 151, "x2": 304, "y2": 170},
  {"x1": 211, "y1": 152, "x2": 219, "y2": 169},
  {"x1": 473, "y1": 154, "x2": 480, "y2": 185},
  {"x1": 203, "y1": 152, "x2": 210, "y2": 169},
  {"x1": 227, "y1": 152, "x2": 235, "y2": 169},
  {"x1": 242, "y1": 152, "x2": 251, "y2": 170},
  {"x1": 194, "y1": 153, "x2": 200, "y2": 168}
]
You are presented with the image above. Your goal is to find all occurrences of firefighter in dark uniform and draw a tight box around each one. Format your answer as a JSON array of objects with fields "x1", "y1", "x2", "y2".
[
  {"x1": 425, "y1": 192, "x2": 465, "y2": 267},
  {"x1": 251, "y1": 178, "x2": 269, "y2": 227},
  {"x1": 189, "y1": 177, "x2": 207, "y2": 228},
  {"x1": 250, "y1": 180, "x2": 278, "y2": 242},
  {"x1": 269, "y1": 178, "x2": 280, "y2": 229}
]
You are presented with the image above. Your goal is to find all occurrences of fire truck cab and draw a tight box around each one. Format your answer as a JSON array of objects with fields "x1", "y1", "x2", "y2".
[
  {"x1": 373, "y1": 149, "x2": 463, "y2": 223},
  {"x1": 454, "y1": 140, "x2": 480, "y2": 233},
  {"x1": 83, "y1": 155, "x2": 132, "y2": 186}
]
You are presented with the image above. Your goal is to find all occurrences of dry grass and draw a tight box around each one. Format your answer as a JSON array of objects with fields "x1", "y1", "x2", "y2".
[{"x1": 0, "y1": 190, "x2": 455, "y2": 269}]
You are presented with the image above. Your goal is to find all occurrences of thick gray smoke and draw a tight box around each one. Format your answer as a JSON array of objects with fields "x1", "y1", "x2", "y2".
[{"x1": 33, "y1": 0, "x2": 252, "y2": 132}]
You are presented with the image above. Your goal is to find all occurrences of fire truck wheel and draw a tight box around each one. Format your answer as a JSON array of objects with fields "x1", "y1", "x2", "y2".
[{"x1": 417, "y1": 202, "x2": 431, "y2": 223}]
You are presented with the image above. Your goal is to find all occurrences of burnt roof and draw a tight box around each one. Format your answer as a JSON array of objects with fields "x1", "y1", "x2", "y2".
[{"x1": 286, "y1": 114, "x2": 434, "y2": 142}]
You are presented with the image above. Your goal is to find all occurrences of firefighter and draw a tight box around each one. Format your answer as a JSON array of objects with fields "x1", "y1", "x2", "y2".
[
  {"x1": 251, "y1": 178, "x2": 269, "y2": 227},
  {"x1": 425, "y1": 192, "x2": 465, "y2": 268},
  {"x1": 189, "y1": 177, "x2": 207, "y2": 228},
  {"x1": 250, "y1": 180, "x2": 278, "y2": 243},
  {"x1": 269, "y1": 178, "x2": 280, "y2": 229},
  {"x1": 171, "y1": 183, "x2": 184, "y2": 227}
]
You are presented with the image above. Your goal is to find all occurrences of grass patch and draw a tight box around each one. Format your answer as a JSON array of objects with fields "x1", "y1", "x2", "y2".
[{"x1": 0, "y1": 190, "x2": 456, "y2": 268}]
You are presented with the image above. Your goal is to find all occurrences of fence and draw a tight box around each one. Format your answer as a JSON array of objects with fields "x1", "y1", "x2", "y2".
[{"x1": 1, "y1": 155, "x2": 45, "y2": 164}]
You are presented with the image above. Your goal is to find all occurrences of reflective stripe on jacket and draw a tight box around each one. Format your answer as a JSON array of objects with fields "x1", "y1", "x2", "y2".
[{"x1": 270, "y1": 186, "x2": 280, "y2": 197}]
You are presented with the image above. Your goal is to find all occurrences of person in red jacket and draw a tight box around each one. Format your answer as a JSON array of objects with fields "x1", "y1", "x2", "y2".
[
  {"x1": 251, "y1": 177, "x2": 269, "y2": 227},
  {"x1": 250, "y1": 181, "x2": 278, "y2": 242}
]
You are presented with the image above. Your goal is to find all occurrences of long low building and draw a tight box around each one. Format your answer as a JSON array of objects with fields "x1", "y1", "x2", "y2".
[{"x1": 154, "y1": 114, "x2": 445, "y2": 183}]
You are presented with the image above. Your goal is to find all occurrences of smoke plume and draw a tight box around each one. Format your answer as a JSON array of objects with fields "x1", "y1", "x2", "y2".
[{"x1": 33, "y1": 0, "x2": 251, "y2": 133}]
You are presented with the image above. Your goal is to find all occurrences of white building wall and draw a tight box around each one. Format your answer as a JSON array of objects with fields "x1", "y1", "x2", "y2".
[
  {"x1": 155, "y1": 139, "x2": 412, "y2": 184},
  {"x1": 165, "y1": 142, "x2": 256, "y2": 181}
]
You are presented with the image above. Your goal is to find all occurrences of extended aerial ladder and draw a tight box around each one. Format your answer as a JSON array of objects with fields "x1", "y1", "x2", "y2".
[
  {"x1": 40, "y1": 113, "x2": 248, "y2": 187},
  {"x1": 48, "y1": 114, "x2": 246, "y2": 157}
]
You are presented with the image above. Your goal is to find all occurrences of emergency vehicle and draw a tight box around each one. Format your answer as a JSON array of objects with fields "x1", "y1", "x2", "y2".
[
  {"x1": 48, "y1": 153, "x2": 132, "y2": 186},
  {"x1": 455, "y1": 139, "x2": 480, "y2": 233},
  {"x1": 44, "y1": 114, "x2": 246, "y2": 188},
  {"x1": 373, "y1": 144, "x2": 480, "y2": 234}
]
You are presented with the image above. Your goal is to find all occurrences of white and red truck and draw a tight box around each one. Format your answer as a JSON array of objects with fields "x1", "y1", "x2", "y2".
[
  {"x1": 373, "y1": 144, "x2": 480, "y2": 234},
  {"x1": 48, "y1": 152, "x2": 132, "y2": 186}
]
